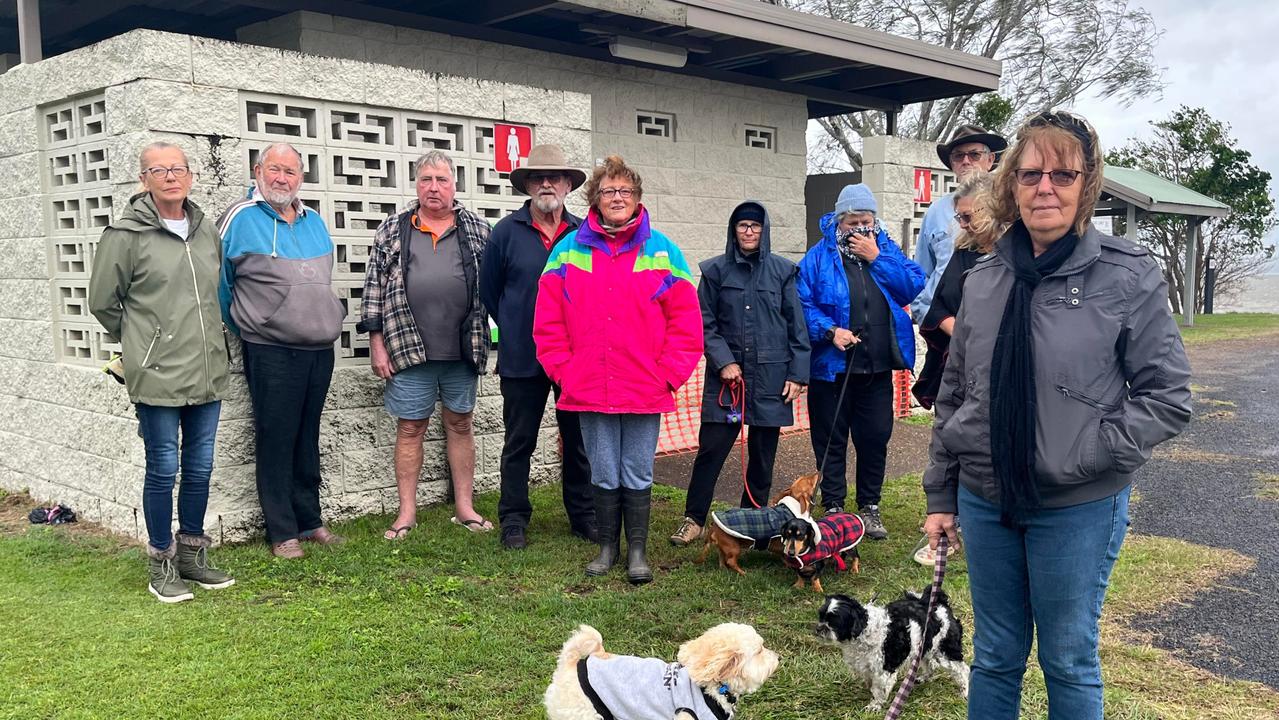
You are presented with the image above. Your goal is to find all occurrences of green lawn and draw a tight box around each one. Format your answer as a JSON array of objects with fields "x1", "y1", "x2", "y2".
[
  {"x1": 3, "y1": 479, "x2": 1277, "y2": 719},
  {"x1": 1179, "y1": 312, "x2": 1279, "y2": 347}
]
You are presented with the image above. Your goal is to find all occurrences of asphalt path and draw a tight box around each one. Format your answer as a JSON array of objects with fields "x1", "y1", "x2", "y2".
[
  {"x1": 655, "y1": 334, "x2": 1279, "y2": 689},
  {"x1": 1127, "y1": 335, "x2": 1279, "y2": 689}
]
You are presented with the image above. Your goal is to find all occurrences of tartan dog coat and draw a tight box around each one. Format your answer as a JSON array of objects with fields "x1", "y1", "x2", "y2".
[
  {"x1": 785, "y1": 512, "x2": 865, "y2": 571},
  {"x1": 711, "y1": 496, "x2": 806, "y2": 542}
]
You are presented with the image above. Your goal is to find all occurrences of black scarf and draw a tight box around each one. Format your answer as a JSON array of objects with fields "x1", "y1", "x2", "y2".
[{"x1": 989, "y1": 222, "x2": 1079, "y2": 527}]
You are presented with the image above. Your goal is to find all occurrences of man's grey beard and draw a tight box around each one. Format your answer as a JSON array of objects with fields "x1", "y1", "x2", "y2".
[
  {"x1": 261, "y1": 187, "x2": 298, "y2": 209},
  {"x1": 532, "y1": 194, "x2": 563, "y2": 214}
]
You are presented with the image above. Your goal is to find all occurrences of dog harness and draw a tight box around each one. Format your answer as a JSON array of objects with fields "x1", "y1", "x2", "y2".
[
  {"x1": 711, "y1": 496, "x2": 803, "y2": 542},
  {"x1": 785, "y1": 512, "x2": 865, "y2": 571},
  {"x1": 576, "y1": 656, "x2": 731, "y2": 720}
]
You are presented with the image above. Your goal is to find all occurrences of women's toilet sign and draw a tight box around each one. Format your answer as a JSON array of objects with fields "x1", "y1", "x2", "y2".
[
  {"x1": 913, "y1": 168, "x2": 932, "y2": 204},
  {"x1": 494, "y1": 123, "x2": 533, "y2": 174}
]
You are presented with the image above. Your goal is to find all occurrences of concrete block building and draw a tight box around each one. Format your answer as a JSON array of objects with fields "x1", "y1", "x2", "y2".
[{"x1": 0, "y1": 0, "x2": 998, "y2": 541}]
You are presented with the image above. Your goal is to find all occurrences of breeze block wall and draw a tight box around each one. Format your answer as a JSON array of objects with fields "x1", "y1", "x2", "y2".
[
  {"x1": 0, "y1": 29, "x2": 592, "y2": 542},
  {"x1": 234, "y1": 11, "x2": 813, "y2": 267}
]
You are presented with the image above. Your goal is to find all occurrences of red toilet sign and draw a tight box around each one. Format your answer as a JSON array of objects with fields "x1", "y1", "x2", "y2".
[
  {"x1": 914, "y1": 168, "x2": 932, "y2": 204},
  {"x1": 494, "y1": 123, "x2": 533, "y2": 174}
]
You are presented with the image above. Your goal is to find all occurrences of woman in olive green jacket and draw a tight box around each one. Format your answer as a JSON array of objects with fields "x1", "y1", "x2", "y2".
[{"x1": 89, "y1": 142, "x2": 234, "y2": 604}]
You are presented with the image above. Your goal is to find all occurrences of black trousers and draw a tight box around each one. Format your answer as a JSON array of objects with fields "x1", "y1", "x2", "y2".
[
  {"x1": 808, "y1": 370, "x2": 894, "y2": 511},
  {"x1": 496, "y1": 373, "x2": 593, "y2": 530},
  {"x1": 242, "y1": 341, "x2": 334, "y2": 543},
  {"x1": 683, "y1": 422, "x2": 781, "y2": 526}
]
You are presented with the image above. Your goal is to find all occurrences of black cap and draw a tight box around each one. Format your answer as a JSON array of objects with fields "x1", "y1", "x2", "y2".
[{"x1": 730, "y1": 204, "x2": 765, "y2": 226}]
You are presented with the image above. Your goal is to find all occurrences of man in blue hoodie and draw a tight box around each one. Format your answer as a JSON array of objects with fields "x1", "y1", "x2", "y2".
[
  {"x1": 218, "y1": 143, "x2": 347, "y2": 559},
  {"x1": 798, "y1": 184, "x2": 925, "y2": 540}
]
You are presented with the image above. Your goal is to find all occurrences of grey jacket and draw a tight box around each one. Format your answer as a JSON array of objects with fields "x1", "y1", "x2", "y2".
[{"x1": 922, "y1": 225, "x2": 1192, "y2": 514}]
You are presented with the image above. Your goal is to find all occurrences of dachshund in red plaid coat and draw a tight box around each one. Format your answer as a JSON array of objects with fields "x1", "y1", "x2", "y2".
[{"x1": 780, "y1": 512, "x2": 864, "y2": 593}]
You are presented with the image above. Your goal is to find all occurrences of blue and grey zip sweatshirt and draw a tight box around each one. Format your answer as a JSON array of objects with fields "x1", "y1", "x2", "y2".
[{"x1": 217, "y1": 188, "x2": 345, "y2": 350}]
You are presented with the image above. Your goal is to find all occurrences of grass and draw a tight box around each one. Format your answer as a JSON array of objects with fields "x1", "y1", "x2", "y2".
[
  {"x1": 1179, "y1": 312, "x2": 1279, "y2": 347},
  {"x1": 3, "y1": 479, "x2": 1278, "y2": 719},
  {"x1": 899, "y1": 413, "x2": 935, "y2": 427},
  {"x1": 1255, "y1": 473, "x2": 1279, "y2": 501}
]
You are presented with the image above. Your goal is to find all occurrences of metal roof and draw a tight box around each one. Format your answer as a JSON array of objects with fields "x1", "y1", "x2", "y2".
[
  {"x1": 1101, "y1": 165, "x2": 1231, "y2": 218},
  {"x1": 1, "y1": 0, "x2": 1001, "y2": 118}
]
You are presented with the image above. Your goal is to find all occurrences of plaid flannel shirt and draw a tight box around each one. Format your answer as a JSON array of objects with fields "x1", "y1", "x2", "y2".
[{"x1": 357, "y1": 199, "x2": 491, "y2": 373}]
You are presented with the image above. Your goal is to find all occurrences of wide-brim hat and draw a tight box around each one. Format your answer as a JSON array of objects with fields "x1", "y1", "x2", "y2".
[
  {"x1": 936, "y1": 124, "x2": 1008, "y2": 169},
  {"x1": 509, "y1": 144, "x2": 587, "y2": 195}
]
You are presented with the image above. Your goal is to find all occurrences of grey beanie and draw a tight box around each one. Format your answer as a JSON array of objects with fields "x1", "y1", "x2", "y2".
[{"x1": 834, "y1": 183, "x2": 877, "y2": 216}]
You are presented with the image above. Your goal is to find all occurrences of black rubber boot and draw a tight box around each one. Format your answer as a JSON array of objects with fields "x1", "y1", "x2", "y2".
[
  {"x1": 585, "y1": 487, "x2": 622, "y2": 577},
  {"x1": 622, "y1": 487, "x2": 653, "y2": 585}
]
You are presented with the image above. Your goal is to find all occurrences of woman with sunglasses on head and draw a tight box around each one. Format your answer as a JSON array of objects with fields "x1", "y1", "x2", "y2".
[
  {"x1": 89, "y1": 142, "x2": 234, "y2": 604},
  {"x1": 921, "y1": 112, "x2": 1192, "y2": 719},
  {"x1": 912, "y1": 170, "x2": 1002, "y2": 411},
  {"x1": 667, "y1": 201, "x2": 810, "y2": 549},
  {"x1": 533, "y1": 155, "x2": 702, "y2": 584}
]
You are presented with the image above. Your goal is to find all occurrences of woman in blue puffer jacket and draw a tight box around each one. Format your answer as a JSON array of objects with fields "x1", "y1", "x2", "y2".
[{"x1": 797, "y1": 183, "x2": 925, "y2": 540}]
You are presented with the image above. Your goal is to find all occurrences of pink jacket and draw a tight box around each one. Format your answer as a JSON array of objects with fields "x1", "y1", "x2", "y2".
[{"x1": 534, "y1": 207, "x2": 703, "y2": 414}]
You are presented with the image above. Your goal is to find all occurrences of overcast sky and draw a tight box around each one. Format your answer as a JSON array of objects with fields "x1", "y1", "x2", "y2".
[
  {"x1": 1072, "y1": 0, "x2": 1279, "y2": 269},
  {"x1": 807, "y1": 0, "x2": 1279, "y2": 270}
]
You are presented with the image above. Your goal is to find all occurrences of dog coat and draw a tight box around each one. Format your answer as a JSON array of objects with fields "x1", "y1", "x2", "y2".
[
  {"x1": 576, "y1": 656, "x2": 731, "y2": 720},
  {"x1": 785, "y1": 512, "x2": 864, "y2": 571},
  {"x1": 711, "y1": 496, "x2": 803, "y2": 542}
]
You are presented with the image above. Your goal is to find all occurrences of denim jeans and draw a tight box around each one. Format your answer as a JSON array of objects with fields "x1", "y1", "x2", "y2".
[
  {"x1": 578, "y1": 413, "x2": 660, "y2": 490},
  {"x1": 959, "y1": 484, "x2": 1131, "y2": 720},
  {"x1": 135, "y1": 401, "x2": 222, "y2": 552}
]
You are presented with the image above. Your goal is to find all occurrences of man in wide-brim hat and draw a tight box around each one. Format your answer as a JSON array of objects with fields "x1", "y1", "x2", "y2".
[
  {"x1": 911, "y1": 125, "x2": 1008, "y2": 324},
  {"x1": 480, "y1": 144, "x2": 595, "y2": 550}
]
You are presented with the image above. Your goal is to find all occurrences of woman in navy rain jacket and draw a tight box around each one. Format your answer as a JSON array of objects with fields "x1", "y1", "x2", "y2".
[
  {"x1": 669, "y1": 201, "x2": 810, "y2": 547},
  {"x1": 798, "y1": 183, "x2": 925, "y2": 540}
]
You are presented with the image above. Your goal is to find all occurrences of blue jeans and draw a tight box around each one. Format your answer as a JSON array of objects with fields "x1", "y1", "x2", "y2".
[
  {"x1": 135, "y1": 401, "x2": 222, "y2": 552},
  {"x1": 578, "y1": 413, "x2": 660, "y2": 490},
  {"x1": 959, "y1": 484, "x2": 1130, "y2": 720}
]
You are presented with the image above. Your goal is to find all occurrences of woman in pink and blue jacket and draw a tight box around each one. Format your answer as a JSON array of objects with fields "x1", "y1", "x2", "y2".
[{"x1": 534, "y1": 155, "x2": 703, "y2": 584}]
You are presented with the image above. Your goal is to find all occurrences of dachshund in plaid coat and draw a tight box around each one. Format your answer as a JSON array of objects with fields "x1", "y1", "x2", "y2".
[{"x1": 699, "y1": 472, "x2": 819, "y2": 576}]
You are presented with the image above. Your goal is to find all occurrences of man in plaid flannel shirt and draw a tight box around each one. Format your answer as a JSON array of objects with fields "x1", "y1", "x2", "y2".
[{"x1": 357, "y1": 150, "x2": 494, "y2": 538}]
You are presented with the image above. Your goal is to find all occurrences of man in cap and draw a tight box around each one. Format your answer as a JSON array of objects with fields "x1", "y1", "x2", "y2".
[
  {"x1": 910, "y1": 125, "x2": 1007, "y2": 323},
  {"x1": 480, "y1": 144, "x2": 595, "y2": 550}
]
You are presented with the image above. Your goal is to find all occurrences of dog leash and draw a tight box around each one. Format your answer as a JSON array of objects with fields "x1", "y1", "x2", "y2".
[
  {"x1": 719, "y1": 378, "x2": 763, "y2": 509},
  {"x1": 883, "y1": 534, "x2": 950, "y2": 720}
]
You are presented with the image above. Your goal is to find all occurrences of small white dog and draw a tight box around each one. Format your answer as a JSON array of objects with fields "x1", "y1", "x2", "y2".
[
  {"x1": 815, "y1": 591, "x2": 969, "y2": 712},
  {"x1": 544, "y1": 623, "x2": 780, "y2": 720}
]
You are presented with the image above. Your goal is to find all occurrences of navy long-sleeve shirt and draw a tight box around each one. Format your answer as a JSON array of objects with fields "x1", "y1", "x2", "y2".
[{"x1": 479, "y1": 201, "x2": 580, "y2": 378}]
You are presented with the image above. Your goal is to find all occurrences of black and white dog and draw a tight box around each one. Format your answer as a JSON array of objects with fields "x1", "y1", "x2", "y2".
[{"x1": 814, "y1": 591, "x2": 969, "y2": 712}]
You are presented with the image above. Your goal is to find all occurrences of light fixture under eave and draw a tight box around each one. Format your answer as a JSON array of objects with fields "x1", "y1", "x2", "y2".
[{"x1": 608, "y1": 35, "x2": 688, "y2": 68}]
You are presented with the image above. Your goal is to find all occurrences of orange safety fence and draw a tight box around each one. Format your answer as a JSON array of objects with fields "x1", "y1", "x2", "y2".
[{"x1": 657, "y1": 357, "x2": 914, "y2": 456}]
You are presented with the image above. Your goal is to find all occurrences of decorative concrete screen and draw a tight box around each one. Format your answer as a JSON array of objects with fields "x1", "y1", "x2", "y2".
[
  {"x1": 0, "y1": 30, "x2": 592, "y2": 541},
  {"x1": 43, "y1": 94, "x2": 119, "y2": 365},
  {"x1": 238, "y1": 93, "x2": 527, "y2": 364}
]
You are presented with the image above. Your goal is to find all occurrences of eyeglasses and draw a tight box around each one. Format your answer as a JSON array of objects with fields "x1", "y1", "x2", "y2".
[
  {"x1": 527, "y1": 172, "x2": 566, "y2": 185},
  {"x1": 1015, "y1": 169, "x2": 1083, "y2": 187},
  {"x1": 144, "y1": 166, "x2": 191, "y2": 179},
  {"x1": 949, "y1": 149, "x2": 990, "y2": 164},
  {"x1": 599, "y1": 187, "x2": 635, "y2": 199},
  {"x1": 735, "y1": 222, "x2": 762, "y2": 234},
  {"x1": 953, "y1": 212, "x2": 974, "y2": 226}
]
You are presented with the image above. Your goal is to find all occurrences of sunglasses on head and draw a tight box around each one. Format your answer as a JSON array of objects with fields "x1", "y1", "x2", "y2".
[{"x1": 1026, "y1": 110, "x2": 1096, "y2": 160}]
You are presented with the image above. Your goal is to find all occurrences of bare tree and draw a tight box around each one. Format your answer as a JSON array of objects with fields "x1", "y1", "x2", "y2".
[{"x1": 783, "y1": 0, "x2": 1164, "y2": 170}]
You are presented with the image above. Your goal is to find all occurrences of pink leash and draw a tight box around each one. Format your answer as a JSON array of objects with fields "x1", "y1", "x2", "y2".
[{"x1": 884, "y1": 534, "x2": 951, "y2": 720}]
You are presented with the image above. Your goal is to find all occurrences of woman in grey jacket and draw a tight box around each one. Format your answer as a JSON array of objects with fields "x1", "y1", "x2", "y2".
[
  {"x1": 921, "y1": 112, "x2": 1192, "y2": 719},
  {"x1": 89, "y1": 142, "x2": 234, "y2": 604}
]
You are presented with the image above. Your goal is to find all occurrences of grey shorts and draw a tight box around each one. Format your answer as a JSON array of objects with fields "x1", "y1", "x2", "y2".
[{"x1": 383, "y1": 360, "x2": 478, "y2": 419}]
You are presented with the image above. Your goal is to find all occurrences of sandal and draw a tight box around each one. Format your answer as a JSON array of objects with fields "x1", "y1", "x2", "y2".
[
  {"x1": 911, "y1": 535, "x2": 957, "y2": 566},
  {"x1": 450, "y1": 516, "x2": 493, "y2": 533},
  {"x1": 383, "y1": 524, "x2": 416, "y2": 541}
]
